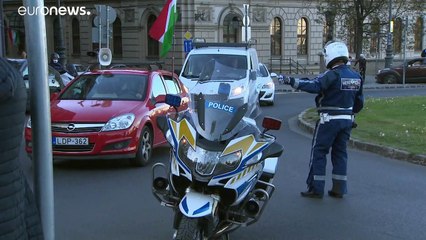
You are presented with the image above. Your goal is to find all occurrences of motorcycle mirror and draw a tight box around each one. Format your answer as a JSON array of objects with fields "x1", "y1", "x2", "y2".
[
  {"x1": 165, "y1": 94, "x2": 181, "y2": 107},
  {"x1": 262, "y1": 117, "x2": 281, "y2": 131},
  {"x1": 152, "y1": 95, "x2": 166, "y2": 106}
]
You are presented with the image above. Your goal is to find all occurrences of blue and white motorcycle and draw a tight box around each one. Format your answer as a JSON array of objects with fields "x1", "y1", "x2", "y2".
[{"x1": 152, "y1": 76, "x2": 284, "y2": 239}]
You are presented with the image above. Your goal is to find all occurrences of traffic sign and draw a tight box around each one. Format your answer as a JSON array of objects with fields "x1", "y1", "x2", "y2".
[
  {"x1": 184, "y1": 31, "x2": 192, "y2": 40},
  {"x1": 94, "y1": 5, "x2": 117, "y2": 27},
  {"x1": 184, "y1": 39, "x2": 193, "y2": 53}
]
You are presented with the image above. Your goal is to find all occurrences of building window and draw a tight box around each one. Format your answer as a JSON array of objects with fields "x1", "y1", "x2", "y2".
[
  {"x1": 414, "y1": 17, "x2": 423, "y2": 51},
  {"x1": 113, "y1": 17, "x2": 122, "y2": 57},
  {"x1": 91, "y1": 15, "x2": 99, "y2": 51},
  {"x1": 270, "y1": 17, "x2": 282, "y2": 56},
  {"x1": 297, "y1": 17, "x2": 308, "y2": 55},
  {"x1": 72, "y1": 18, "x2": 80, "y2": 55},
  {"x1": 223, "y1": 15, "x2": 241, "y2": 43},
  {"x1": 393, "y1": 18, "x2": 403, "y2": 54},
  {"x1": 370, "y1": 18, "x2": 381, "y2": 56},
  {"x1": 53, "y1": 17, "x2": 60, "y2": 52},
  {"x1": 8, "y1": 13, "x2": 25, "y2": 53},
  {"x1": 147, "y1": 15, "x2": 159, "y2": 58}
]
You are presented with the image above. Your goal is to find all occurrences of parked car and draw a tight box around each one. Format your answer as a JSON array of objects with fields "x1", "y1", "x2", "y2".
[
  {"x1": 256, "y1": 63, "x2": 276, "y2": 105},
  {"x1": 376, "y1": 57, "x2": 426, "y2": 84},
  {"x1": 24, "y1": 69, "x2": 189, "y2": 167},
  {"x1": 6, "y1": 58, "x2": 66, "y2": 111}
]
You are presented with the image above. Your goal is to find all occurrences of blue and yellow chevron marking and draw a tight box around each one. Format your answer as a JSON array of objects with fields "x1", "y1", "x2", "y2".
[
  {"x1": 169, "y1": 118, "x2": 196, "y2": 150},
  {"x1": 221, "y1": 135, "x2": 268, "y2": 158},
  {"x1": 229, "y1": 164, "x2": 258, "y2": 185}
]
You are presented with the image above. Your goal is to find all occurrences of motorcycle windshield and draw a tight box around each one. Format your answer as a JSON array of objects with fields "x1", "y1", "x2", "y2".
[{"x1": 188, "y1": 80, "x2": 250, "y2": 142}]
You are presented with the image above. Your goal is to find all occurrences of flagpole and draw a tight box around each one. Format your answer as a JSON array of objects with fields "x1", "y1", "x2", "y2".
[{"x1": 172, "y1": 33, "x2": 175, "y2": 74}]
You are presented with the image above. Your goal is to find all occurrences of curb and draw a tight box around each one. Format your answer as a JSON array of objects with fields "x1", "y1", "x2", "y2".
[
  {"x1": 275, "y1": 83, "x2": 426, "y2": 93},
  {"x1": 297, "y1": 109, "x2": 426, "y2": 166}
]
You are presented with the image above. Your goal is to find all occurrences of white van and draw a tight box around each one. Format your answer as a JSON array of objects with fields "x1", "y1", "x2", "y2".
[{"x1": 179, "y1": 42, "x2": 261, "y2": 117}]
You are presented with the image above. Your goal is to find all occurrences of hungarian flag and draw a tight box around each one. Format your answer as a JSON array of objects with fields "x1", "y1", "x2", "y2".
[{"x1": 149, "y1": 0, "x2": 178, "y2": 58}]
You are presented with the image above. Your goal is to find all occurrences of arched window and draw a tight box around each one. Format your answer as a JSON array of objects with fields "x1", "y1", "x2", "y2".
[
  {"x1": 297, "y1": 17, "x2": 308, "y2": 55},
  {"x1": 393, "y1": 18, "x2": 403, "y2": 54},
  {"x1": 91, "y1": 15, "x2": 99, "y2": 51},
  {"x1": 147, "y1": 15, "x2": 159, "y2": 58},
  {"x1": 414, "y1": 17, "x2": 423, "y2": 51},
  {"x1": 113, "y1": 17, "x2": 122, "y2": 56},
  {"x1": 270, "y1": 17, "x2": 282, "y2": 56},
  {"x1": 370, "y1": 18, "x2": 381, "y2": 55},
  {"x1": 53, "y1": 17, "x2": 60, "y2": 52},
  {"x1": 72, "y1": 18, "x2": 80, "y2": 55},
  {"x1": 223, "y1": 15, "x2": 241, "y2": 43},
  {"x1": 8, "y1": 13, "x2": 25, "y2": 53}
]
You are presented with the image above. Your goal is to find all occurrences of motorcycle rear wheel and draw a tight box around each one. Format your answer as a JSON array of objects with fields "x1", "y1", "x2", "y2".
[{"x1": 175, "y1": 216, "x2": 202, "y2": 240}]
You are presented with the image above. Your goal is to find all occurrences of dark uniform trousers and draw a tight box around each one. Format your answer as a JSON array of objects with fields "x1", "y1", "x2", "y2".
[{"x1": 307, "y1": 118, "x2": 353, "y2": 195}]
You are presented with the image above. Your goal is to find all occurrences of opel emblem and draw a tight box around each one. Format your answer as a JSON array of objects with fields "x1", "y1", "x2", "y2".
[{"x1": 67, "y1": 123, "x2": 76, "y2": 132}]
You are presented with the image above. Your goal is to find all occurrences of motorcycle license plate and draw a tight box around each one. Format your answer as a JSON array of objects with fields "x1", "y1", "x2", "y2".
[{"x1": 53, "y1": 137, "x2": 89, "y2": 145}]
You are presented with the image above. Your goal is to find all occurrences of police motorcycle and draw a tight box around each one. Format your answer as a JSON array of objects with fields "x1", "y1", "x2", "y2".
[{"x1": 152, "y1": 70, "x2": 284, "y2": 239}]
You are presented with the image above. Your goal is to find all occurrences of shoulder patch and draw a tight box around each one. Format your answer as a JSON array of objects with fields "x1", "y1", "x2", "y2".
[{"x1": 341, "y1": 78, "x2": 361, "y2": 91}]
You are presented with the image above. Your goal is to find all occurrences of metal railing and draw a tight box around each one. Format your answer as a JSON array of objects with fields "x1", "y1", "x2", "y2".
[{"x1": 269, "y1": 56, "x2": 313, "y2": 75}]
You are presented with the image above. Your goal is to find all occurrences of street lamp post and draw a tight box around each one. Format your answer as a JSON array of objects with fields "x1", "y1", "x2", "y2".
[{"x1": 384, "y1": 0, "x2": 393, "y2": 68}]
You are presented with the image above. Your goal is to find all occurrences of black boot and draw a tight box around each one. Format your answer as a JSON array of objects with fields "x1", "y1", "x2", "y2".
[
  {"x1": 328, "y1": 190, "x2": 343, "y2": 198},
  {"x1": 300, "y1": 190, "x2": 323, "y2": 199}
]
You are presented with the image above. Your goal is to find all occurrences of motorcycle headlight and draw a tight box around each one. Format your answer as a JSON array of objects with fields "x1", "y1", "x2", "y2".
[
  {"x1": 220, "y1": 150, "x2": 242, "y2": 168},
  {"x1": 101, "y1": 113, "x2": 135, "y2": 132},
  {"x1": 178, "y1": 139, "x2": 243, "y2": 176}
]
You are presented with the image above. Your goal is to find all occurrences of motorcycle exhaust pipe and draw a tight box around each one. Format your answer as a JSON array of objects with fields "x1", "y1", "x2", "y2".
[
  {"x1": 153, "y1": 177, "x2": 169, "y2": 191},
  {"x1": 245, "y1": 199, "x2": 260, "y2": 217}
]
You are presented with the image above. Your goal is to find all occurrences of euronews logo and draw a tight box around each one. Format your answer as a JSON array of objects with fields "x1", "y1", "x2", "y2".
[{"x1": 18, "y1": 6, "x2": 91, "y2": 16}]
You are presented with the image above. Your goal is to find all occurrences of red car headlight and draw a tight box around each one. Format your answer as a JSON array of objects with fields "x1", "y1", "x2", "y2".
[{"x1": 101, "y1": 113, "x2": 135, "y2": 132}]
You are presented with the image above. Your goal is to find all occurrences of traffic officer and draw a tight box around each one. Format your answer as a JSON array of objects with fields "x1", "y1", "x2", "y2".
[{"x1": 283, "y1": 40, "x2": 364, "y2": 199}]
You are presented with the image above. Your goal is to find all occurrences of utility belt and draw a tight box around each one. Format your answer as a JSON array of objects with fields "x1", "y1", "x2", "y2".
[{"x1": 319, "y1": 113, "x2": 354, "y2": 124}]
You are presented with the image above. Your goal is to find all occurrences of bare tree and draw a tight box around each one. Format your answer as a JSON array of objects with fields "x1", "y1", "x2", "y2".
[{"x1": 314, "y1": 0, "x2": 422, "y2": 58}]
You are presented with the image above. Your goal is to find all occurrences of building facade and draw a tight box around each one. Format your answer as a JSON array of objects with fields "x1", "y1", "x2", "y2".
[{"x1": 3, "y1": 0, "x2": 426, "y2": 73}]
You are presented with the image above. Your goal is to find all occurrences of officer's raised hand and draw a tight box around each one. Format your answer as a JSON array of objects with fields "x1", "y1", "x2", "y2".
[{"x1": 282, "y1": 75, "x2": 295, "y2": 86}]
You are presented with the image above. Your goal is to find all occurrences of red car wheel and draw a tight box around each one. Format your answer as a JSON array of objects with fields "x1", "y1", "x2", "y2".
[{"x1": 132, "y1": 125, "x2": 153, "y2": 167}]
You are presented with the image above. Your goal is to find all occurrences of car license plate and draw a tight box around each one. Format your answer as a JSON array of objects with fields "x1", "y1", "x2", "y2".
[{"x1": 53, "y1": 137, "x2": 89, "y2": 145}]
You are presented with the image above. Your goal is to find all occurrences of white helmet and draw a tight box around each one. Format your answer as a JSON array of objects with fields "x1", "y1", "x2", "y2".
[{"x1": 323, "y1": 40, "x2": 349, "y2": 69}]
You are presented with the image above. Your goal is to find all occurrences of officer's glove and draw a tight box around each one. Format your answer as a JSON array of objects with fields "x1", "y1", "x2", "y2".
[{"x1": 283, "y1": 76, "x2": 295, "y2": 86}]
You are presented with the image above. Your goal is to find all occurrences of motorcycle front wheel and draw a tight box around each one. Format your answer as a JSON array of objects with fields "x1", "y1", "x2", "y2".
[{"x1": 174, "y1": 216, "x2": 202, "y2": 240}]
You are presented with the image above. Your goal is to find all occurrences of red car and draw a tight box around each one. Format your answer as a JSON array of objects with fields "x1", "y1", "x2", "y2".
[{"x1": 25, "y1": 69, "x2": 189, "y2": 166}]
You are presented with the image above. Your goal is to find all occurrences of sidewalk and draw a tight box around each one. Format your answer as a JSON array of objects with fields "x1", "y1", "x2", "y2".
[{"x1": 274, "y1": 74, "x2": 426, "y2": 92}]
